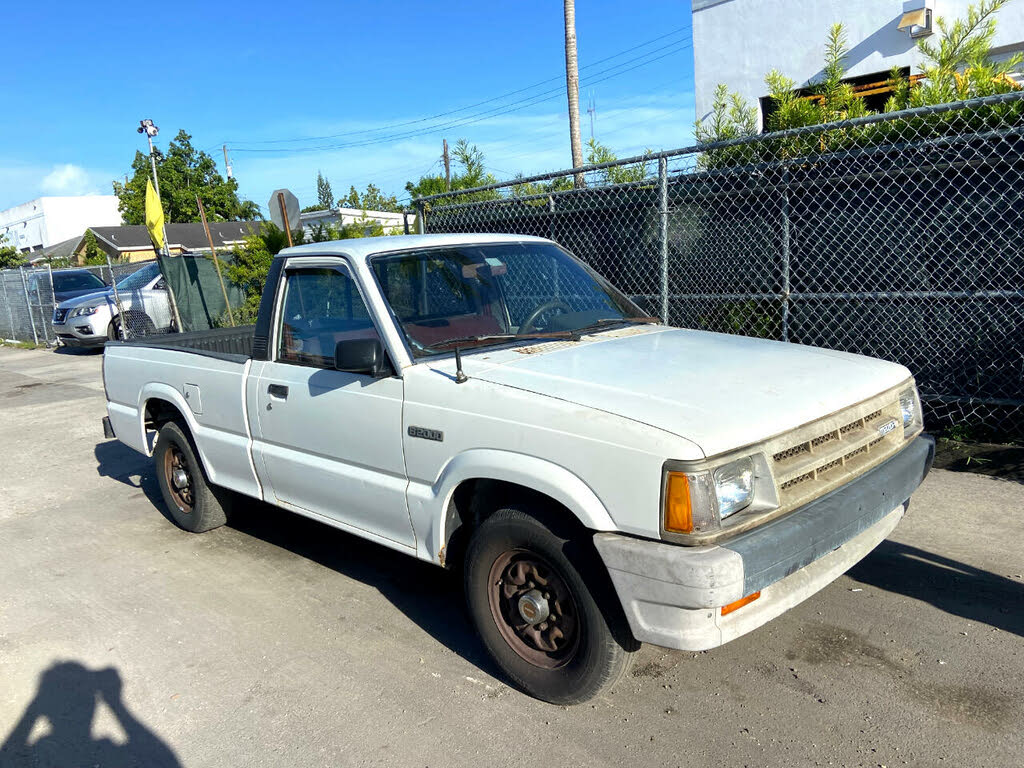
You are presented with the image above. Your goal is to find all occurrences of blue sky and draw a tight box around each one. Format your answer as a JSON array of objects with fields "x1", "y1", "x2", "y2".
[{"x1": 1, "y1": 1, "x2": 694, "y2": 214}]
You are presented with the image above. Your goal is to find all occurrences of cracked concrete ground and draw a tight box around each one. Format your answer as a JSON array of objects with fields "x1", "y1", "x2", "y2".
[{"x1": 1, "y1": 345, "x2": 1021, "y2": 767}]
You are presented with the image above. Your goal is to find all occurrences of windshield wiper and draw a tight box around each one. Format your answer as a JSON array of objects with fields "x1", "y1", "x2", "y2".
[
  {"x1": 424, "y1": 331, "x2": 577, "y2": 352},
  {"x1": 569, "y1": 316, "x2": 661, "y2": 336}
]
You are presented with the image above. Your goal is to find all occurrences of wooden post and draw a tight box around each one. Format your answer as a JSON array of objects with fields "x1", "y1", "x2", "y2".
[
  {"x1": 278, "y1": 192, "x2": 294, "y2": 247},
  {"x1": 197, "y1": 195, "x2": 236, "y2": 327},
  {"x1": 443, "y1": 139, "x2": 451, "y2": 192}
]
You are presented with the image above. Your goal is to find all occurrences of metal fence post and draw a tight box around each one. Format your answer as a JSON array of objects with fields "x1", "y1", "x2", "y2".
[
  {"x1": 18, "y1": 267, "x2": 39, "y2": 346},
  {"x1": 106, "y1": 254, "x2": 128, "y2": 340},
  {"x1": 1, "y1": 272, "x2": 15, "y2": 340},
  {"x1": 547, "y1": 195, "x2": 557, "y2": 243},
  {"x1": 415, "y1": 201, "x2": 426, "y2": 234},
  {"x1": 780, "y1": 169, "x2": 791, "y2": 343},
  {"x1": 658, "y1": 156, "x2": 669, "y2": 325}
]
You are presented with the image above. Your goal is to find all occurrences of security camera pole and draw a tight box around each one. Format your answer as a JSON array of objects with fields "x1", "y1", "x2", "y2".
[{"x1": 138, "y1": 119, "x2": 183, "y2": 332}]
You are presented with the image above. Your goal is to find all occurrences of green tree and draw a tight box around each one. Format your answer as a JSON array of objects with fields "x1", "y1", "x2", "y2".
[
  {"x1": 113, "y1": 130, "x2": 261, "y2": 225},
  {"x1": 902, "y1": 0, "x2": 1021, "y2": 107},
  {"x1": 0, "y1": 234, "x2": 25, "y2": 269},
  {"x1": 81, "y1": 229, "x2": 107, "y2": 266},
  {"x1": 406, "y1": 139, "x2": 501, "y2": 204},
  {"x1": 584, "y1": 138, "x2": 652, "y2": 184},
  {"x1": 339, "y1": 183, "x2": 401, "y2": 212},
  {"x1": 317, "y1": 171, "x2": 334, "y2": 211}
]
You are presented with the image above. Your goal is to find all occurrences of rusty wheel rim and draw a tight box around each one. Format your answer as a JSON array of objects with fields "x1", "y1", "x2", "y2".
[
  {"x1": 487, "y1": 549, "x2": 581, "y2": 669},
  {"x1": 163, "y1": 442, "x2": 194, "y2": 514}
]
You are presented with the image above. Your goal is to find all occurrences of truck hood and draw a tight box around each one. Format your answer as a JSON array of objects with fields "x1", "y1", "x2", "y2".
[
  {"x1": 57, "y1": 290, "x2": 112, "y2": 309},
  {"x1": 468, "y1": 328, "x2": 911, "y2": 458}
]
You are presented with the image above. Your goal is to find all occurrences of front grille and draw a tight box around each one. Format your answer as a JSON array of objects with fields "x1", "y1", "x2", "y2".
[
  {"x1": 53, "y1": 308, "x2": 69, "y2": 323},
  {"x1": 767, "y1": 389, "x2": 905, "y2": 511}
]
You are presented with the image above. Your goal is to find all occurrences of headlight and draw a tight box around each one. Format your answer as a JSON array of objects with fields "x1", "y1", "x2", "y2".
[
  {"x1": 664, "y1": 456, "x2": 759, "y2": 535},
  {"x1": 714, "y1": 457, "x2": 754, "y2": 518},
  {"x1": 72, "y1": 305, "x2": 100, "y2": 317},
  {"x1": 899, "y1": 385, "x2": 923, "y2": 438}
]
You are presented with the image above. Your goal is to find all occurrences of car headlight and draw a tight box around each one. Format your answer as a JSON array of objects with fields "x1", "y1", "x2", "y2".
[
  {"x1": 899, "y1": 384, "x2": 923, "y2": 438},
  {"x1": 72, "y1": 305, "x2": 100, "y2": 317},
  {"x1": 714, "y1": 457, "x2": 755, "y2": 518},
  {"x1": 664, "y1": 456, "x2": 758, "y2": 535}
]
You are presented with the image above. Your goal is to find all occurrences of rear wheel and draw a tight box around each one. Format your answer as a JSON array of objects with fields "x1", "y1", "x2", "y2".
[
  {"x1": 464, "y1": 506, "x2": 636, "y2": 704},
  {"x1": 153, "y1": 420, "x2": 229, "y2": 533}
]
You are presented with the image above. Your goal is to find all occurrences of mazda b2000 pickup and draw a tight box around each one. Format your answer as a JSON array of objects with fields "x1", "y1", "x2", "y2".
[{"x1": 102, "y1": 233, "x2": 933, "y2": 704}]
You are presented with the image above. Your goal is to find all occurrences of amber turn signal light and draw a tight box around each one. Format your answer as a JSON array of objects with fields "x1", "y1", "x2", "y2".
[
  {"x1": 664, "y1": 472, "x2": 693, "y2": 533},
  {"x1": 721, "y1": 591, "x2": 761, "y2": 616}
]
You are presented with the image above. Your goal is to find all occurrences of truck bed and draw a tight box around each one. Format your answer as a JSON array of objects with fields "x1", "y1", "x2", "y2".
[{"x1": 109, "y1": 325, "x2": 256, "y2": 363}]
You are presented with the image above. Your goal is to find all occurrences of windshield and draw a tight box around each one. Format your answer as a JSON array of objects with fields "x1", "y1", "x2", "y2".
[
  {"x1": 53, "y1": 271, "x2": 106, "y2": 292},
  {"x1": 371, "y1": 242, "x2": 645, "y2": 354},
  {"x1": 115, "y1": 262, "x2": 159, "y2": 291}
]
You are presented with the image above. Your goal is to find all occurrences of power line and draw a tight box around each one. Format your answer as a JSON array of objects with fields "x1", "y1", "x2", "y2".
[
  {"x1": 231, "y1": 40, "x2": 692, "y2": 155},
  {"x1": 227, "y1": 24, "x2": 691, "y2": 148}
]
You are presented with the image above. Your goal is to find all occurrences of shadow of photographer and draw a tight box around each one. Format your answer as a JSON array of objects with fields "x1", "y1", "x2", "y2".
[{"x1": 0, "y1": 661, "x2": 181, "y2": 768}]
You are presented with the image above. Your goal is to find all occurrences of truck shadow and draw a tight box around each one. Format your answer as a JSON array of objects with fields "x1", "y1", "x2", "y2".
[
  {"x1": 226, "y1": 501, "x2": 502, "y2": 678},
  {"x1": 848, "y1": 541, "x2": 1024, "y2": 638},
  {"x1": 92, "y1": 439, "x2": 500, "y2": 679},
  {"x1": 0, "y1": 661, "x2": 181, "y2": 768}
]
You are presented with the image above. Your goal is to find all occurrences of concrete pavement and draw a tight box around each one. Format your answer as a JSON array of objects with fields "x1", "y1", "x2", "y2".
[{"x1": 1, "y1": 345, "x2": 1021, "y2": 767}]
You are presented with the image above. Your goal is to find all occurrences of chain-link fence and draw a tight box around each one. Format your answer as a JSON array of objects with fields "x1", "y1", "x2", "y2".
[
  {"x1": 0, "y1": 259, "x2": 158, "y2": 345},
  {"x1": 417, "y1": 91, "x2": 1024, "y2": 441}
]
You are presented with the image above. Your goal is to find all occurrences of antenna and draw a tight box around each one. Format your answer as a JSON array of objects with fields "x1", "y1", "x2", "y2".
[{"x1": 454, "y1": 346, "x2": 468, "y2": 384}]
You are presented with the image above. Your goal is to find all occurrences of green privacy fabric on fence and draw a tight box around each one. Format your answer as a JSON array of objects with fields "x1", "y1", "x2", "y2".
[{"x1": 155, "y1": 253, "x2": 245, "y2": 332}]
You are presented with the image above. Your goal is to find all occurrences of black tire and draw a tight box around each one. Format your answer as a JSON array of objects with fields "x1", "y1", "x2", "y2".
[
  {"x1": 153, "y1": 420, "x2": 229, "y2": 533},
  {"x1": 107, "y1": 316, "x2": 123, "y2": 341},
  {"x1": 464, "y1": 506, "x2": 637, "y2": 704}
]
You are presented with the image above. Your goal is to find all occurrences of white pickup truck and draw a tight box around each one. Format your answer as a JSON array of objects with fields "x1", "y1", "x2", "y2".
[{"x1": 102, "y1": 234, "x2": 933, "y2": 704}]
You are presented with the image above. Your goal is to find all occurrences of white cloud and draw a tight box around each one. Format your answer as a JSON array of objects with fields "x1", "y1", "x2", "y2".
[{"x1": 40, "y1": 163, "x2": 99, "y2": 196}]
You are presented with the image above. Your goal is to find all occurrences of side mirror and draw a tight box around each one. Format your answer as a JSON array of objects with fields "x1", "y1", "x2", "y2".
[
  {"x1": 335, "y1": 337, "x2": 389, "y2": 378},
  {"x1": 154, "y1": 279, "x2": 167, "y2": 291}
]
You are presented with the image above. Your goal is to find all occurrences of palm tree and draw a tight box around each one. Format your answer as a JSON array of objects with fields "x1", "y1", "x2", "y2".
[{"x1": 563, "y1": 0, "x2": 585, "y2": 187}]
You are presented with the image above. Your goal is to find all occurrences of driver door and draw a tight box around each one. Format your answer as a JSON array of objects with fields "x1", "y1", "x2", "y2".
[{"x1": 251, "y1": 261, "x2": 413, "y2": 549}]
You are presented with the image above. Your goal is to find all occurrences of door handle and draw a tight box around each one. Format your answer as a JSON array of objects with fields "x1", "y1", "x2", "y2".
[{"x1": 268, "y1": 384, "x2": 289, "y2": 399}]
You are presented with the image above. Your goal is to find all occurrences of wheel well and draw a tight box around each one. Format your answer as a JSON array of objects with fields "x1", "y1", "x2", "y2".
[
  {"x1": 144, "y1": 397, "x2": 186, "y2": 432},
  {"x1": 442, "y1": 479, "x2": 583, "y2": 569}
]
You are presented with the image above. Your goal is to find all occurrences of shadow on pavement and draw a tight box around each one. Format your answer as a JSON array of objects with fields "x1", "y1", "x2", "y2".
[
  {"x1": 228, "y1": 500, "x2": 502, "y2": 679},
  {"x1": 0, "y1": 662, "x2": 181, "y2": 768},
  {"x1": 848, "y1": 541, "x2": 1024, "y2": 638},
  {"x1": 92, "y1": 439, "x2": 500, "y2": 680},
  {"x1": 52, "y1": 344, "x2": 104, "y2": 355}
]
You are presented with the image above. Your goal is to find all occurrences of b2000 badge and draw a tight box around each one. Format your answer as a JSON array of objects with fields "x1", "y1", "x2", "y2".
[{"x1": 877, "y1": 419, "x2": 898, "y2": 437}]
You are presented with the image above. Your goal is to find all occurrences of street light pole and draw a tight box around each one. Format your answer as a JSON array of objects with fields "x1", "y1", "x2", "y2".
[{"x1": 138, "y1": 119, "x2": 183, "y2": 332}]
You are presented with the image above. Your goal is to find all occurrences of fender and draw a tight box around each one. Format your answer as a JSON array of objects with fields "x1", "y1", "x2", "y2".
[
  {"x1": 133, "y1": 383, "x2": 215, "y2": 474},
  {"x1": 407, "y1": 448, "x2": 617, "y2": 565}
]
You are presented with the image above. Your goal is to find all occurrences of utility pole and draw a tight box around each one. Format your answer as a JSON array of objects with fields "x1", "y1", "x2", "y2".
[
  {"x1": 563, "y1": 0, "x2": 585, "y2": 187},
  {"x1": 223, "y1": 144, "x2": 233, "y2": 179},
  {"x1": 587, "y1": 91, "x2": 596, "y2": 140},
  {"x1": 442, "y1": 139, "x2": 451, "y2": 192}
]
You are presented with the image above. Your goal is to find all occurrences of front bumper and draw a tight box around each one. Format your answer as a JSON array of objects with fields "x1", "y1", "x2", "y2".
[
  {"x1": 594, "y1": 434, "x2": 934, "y2": 651},
  {"x1": 52, "y1": 312, "x2": 108, "y2": 346}
]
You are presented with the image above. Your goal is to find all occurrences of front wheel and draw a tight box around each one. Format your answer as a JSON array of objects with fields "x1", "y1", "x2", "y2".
[
  {"x1": 153, "y1": 420, "x2": 229, "y2": 533},
  {"x1": 464, "y1": 507, "x2": 637, "y2": 704}
]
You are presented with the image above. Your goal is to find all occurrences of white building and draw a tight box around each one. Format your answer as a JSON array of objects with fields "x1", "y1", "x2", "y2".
[
  {"x1": 299, "y1": 207, "x2": 412, "y2": 238},
  {"x1": 0, "y1": 196, "x2": 122, "y2": 253},
  {"x1": 692, "y1": 0, "x2": 1024, "y2": 128}
]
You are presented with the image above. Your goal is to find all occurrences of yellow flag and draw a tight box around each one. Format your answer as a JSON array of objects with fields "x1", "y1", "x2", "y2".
[{"x1": 145, "y1": 179, "x2": 165, "y2": 251}]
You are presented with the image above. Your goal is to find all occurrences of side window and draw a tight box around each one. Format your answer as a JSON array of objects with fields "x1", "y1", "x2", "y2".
[{"x1": 277, "y1": 266, "x2": 380, "y2": 369}]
